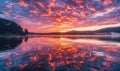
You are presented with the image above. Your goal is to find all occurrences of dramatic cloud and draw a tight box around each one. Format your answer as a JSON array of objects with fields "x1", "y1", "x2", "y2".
[{"x1": 0, "y1": 0, "x2": 120, "y2": 32}]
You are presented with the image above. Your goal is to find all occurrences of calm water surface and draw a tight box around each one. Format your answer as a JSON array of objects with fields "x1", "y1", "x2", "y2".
[{"x1": 0, "y1": 36, "x2": 120, "y2": 71}]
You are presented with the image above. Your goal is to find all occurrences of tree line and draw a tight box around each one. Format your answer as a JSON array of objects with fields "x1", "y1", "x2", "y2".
[{"x1": 0, "y1": 18, "x2": 28, "y2": 35}]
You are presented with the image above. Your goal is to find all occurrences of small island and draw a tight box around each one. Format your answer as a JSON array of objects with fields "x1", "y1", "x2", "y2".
[{"x1": 0, "y1": 18, "x2": 28, "y2": 36}]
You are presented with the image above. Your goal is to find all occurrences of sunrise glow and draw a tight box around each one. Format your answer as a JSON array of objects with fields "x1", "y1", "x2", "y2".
[{"x1": 0, "y1": 0, "x2": 120, "y2": 33}]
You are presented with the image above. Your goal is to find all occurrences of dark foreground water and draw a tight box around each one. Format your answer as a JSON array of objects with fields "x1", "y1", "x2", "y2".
[{"x1": 0, "y1": 35, "x2": 120, "y2": 71}]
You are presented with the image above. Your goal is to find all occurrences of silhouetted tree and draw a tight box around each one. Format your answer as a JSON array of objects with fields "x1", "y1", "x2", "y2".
[
  {"x1": 24, "y1": 29, "x2": 29, "y2": 35},
  {"x1": 0, "y1": 18, "x2": 24, "y2": 35}
]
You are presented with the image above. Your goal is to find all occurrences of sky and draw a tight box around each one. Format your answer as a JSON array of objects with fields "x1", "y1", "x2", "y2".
[{"x1": 0, "y1": 0, "x2": 120, "y2": 33}]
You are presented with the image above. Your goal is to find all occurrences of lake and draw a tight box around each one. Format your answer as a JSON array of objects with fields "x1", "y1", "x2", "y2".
[{"x1": 0, "y1": 35, "x2": 120, "y2": 71}]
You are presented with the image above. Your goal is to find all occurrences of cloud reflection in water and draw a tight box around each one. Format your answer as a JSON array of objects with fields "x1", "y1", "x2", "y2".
[{"x1": 0, "y1": 36, "x2": 120, "y2": 71}]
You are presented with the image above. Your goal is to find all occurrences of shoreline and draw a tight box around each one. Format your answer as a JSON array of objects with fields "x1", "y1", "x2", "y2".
[{"x1": 0, "y1": 34, "x2": 120, "y2": 38}]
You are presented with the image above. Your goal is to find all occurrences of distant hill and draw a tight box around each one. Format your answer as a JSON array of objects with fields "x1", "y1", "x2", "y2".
[
  {"x1": 29, "y1": 26, "x2": 120, "y2": 35},
  {"x1": 96, "y1": 27, "x2": 120, "y2": 33},
  {"x1": 0, "y1": 18, "x2": 28, "y2": 35},
  {"x1": 64, "y1": 27, "x2": 120, "y2": 35}
]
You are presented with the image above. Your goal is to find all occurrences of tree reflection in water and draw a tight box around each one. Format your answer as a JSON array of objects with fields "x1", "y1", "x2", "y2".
[
  {"x1": 0, "y1": 37, "x2": 23, "y2": 51},
  {"x1": 0, "y1": 36, "x2": 120, "y2": 71}
]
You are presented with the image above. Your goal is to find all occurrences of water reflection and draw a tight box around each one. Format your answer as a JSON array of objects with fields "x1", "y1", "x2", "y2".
[
  {"x1": 0, "y1": 37, "x2": 23, "y2": 51},
  {"x1": 0, "y1": 36, "x2": 120, "y2": 71}
]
